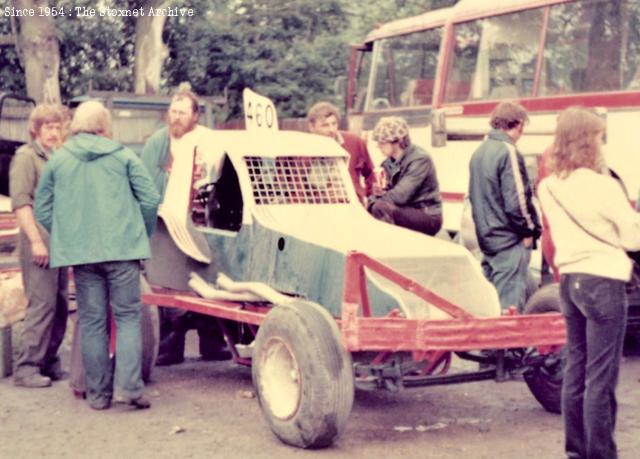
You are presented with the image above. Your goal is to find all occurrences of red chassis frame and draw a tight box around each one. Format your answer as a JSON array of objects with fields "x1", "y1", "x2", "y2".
[{"x1": 143, "y1": 251, "x2": 567, "y2": 364}]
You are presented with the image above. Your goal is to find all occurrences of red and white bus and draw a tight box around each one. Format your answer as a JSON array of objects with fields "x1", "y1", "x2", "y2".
[{"x1": 346, "y1": 0, "x2": 640, "y2": 232}]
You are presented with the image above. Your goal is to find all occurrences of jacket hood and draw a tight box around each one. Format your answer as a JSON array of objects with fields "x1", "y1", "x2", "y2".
[{"x1": 63, "y1": 133, "x2": 124, "y2": 161}]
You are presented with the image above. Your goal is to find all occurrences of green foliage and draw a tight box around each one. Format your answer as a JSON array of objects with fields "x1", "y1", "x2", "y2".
[
  {"x1": 0, "y1": 0, "x2": 458, "y2": 113},
  {"x1": 164, "y1": 0, "x2": 352, "y2": 119},
  {"x1": 0, "y1": 13, "x2": 26, "y2": 95},
  {"x1": 57, "y1": 0, "x2": 136, "y2": 100},
  {"x1": 163, "y1": 0, "x2": 458, "y2": 119}
]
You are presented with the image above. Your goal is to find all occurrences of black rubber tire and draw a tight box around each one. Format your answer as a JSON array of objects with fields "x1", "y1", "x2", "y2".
[
  {"x1": 140, "y1": 276, "x2": 159, "y2": 383},
  {"x1": 524, "y1": 270, "x2": 539, "y2": 304},
  {"x1": 252, "y1": 300, "x2": 354, "y2": 449},
  {"x1": 523, "y1": 283, "x2": 564, "y2": 414}
]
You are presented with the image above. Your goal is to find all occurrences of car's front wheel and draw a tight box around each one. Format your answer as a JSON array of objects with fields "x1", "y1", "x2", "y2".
[{"x1": 252, "y1": 300, "x2": 354, "y2": 448}]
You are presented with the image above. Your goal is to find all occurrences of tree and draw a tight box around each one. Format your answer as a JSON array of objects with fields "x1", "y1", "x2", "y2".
[
  {"x1": 131, "y1": 0, "x2": 173, "y2": 94},
  {"x1": 57, "y1": 0, "x2": 135, "y2": 100},
  {"x1": 4, "y1": 0, "x2": 61, "y2": 103},
  {"x1": 0, "y1": 0, "x2": 460, "y2": 112},
  {"x1": 164, "y1": 0, "x2": 352, "y2": 119}
]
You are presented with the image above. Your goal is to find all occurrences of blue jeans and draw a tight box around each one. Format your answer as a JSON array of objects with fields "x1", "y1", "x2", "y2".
[
  {"x1": 560, "y1": 274, "x2": 627, "y2": 459},
  {"x1": 482, "y1": 242, "x2": 531, "y2": 312},
  {"x1": 74, "y1": 261, "x2": 144, "y2": 403}
]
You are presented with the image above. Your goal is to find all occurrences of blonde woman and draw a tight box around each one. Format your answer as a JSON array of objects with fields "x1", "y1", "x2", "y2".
[{"x1": 538, "y1": 107, "x2": 640, "y2": 459}]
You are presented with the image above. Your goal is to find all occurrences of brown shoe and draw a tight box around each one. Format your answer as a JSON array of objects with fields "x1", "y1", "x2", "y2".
[{"x1": 14, "y1": 373, "x2": 52, "y2": 388}]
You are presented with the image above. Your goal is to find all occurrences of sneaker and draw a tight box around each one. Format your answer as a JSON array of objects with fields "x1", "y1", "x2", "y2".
[
  {"x1": 89, "y1": 396, "x2": 112, "y2": 410},
  {"x1": 114, "y1": 395, "x2": 151, "y2": 410},
  {"x1": 14, "y1": 373, "x2": 52, "y2": 388}
]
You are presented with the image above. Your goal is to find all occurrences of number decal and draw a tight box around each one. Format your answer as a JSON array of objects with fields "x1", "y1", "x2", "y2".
[{"x1": 243, "y1": 89, "x2": 279, "y2": 131}]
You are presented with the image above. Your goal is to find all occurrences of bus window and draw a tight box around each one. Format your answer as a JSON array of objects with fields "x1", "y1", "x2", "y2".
[
  {"x1": 367, "y1": 28, "x2": 442, "y2": 110},
  {"x1": 445, "y1": 8, "x2": 544, "y2": 102},
  {"x1": 541, "y1": 0, "x2": 640, "y2": 95},
  {"x1": 353, "y1": 48, "x2": 372, "y2": 112}
]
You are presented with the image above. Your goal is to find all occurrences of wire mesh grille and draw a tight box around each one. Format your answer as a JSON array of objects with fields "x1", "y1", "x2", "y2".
[{"x1": 245, "y1": 156, "x2": 350, "y2": 205}]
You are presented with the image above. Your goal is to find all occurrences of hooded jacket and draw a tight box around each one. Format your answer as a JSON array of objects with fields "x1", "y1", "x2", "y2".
[
  {"x1": 469, "y1": 129, "x2": 541, "y2": 255},
  {"x1": 35, "y1": 133, "x2": 161, "y2": 268}
]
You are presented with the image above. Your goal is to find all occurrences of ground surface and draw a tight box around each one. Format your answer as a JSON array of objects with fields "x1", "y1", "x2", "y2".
[{"x1": 1, "y1": 319, "x2": 640, "y2": 459}]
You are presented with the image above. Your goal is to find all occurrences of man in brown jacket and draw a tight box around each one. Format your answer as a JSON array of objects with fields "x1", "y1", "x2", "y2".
[
  {"x1": 9, "y1": 104, "x2": 68, "y2": 388},
  {"x1": 307, "y1": 102, "x2": 375, "y2": 205}
]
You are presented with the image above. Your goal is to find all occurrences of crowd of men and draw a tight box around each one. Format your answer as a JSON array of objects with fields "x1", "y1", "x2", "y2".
[{"x1": 8, "y1": 90, "x2": 640, "y2": 458}]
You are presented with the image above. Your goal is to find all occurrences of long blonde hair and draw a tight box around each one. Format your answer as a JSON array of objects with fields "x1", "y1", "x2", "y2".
[{"x1": 549, "y1": 107, "x2": 606, "y2": 177}]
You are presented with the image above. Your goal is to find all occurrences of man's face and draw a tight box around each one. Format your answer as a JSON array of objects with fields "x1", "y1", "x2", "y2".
[
  {"x1": 168, "y1": 97, "x2": 198, "y2": 139},
  {"x1": 35, "y1": 121, "x2": 62, "y2": 151},
  {"x1": 309, "y1": 114, "x2": 339, "y2": 140},
  {"x1": 377, "y1": 141, "x2": 395, "y2": 158}
]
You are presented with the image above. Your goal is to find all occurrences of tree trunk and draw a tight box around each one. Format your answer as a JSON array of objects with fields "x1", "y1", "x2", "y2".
[
  {"x1": 14, "y1": 0, "x2": 61, "y2": 104},
  {"x1": 134, "y1": 0, "x2": 172, "y2": 95}
]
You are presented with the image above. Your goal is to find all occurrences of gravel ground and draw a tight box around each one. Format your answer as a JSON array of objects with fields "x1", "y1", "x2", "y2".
[{"x1": 2, "y1": 317, "x2": 640, "y2": 459}]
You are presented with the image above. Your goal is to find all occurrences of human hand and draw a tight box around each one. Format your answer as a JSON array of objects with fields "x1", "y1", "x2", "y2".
[
  {"x1": 31, "y1": 241, "x2": 49, "y2": 267},
  {"x1": 371, "y1": 183, "x2": 385, "y2": 197},
  {"x1": 522, "y1": 237, "x2": 533, "y2": 248}
]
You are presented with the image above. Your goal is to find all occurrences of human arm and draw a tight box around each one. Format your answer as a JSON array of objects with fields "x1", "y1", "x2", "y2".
[
  {"x1": 33, "y1": 160, "x2": 55, "y2": 235},
  {"x1": 359, "y1": 141, "x2": 375, "y2": 198},
  {"x1": 128, "y1": 154, "x2": 161, "y2": 236},
  {"x1": 499, "y1": 147, "x2": 541, "y2": 240},
  {"x1": 602, "y1": 178, "x2": 640, "y2": 251},
  {"x1": 380, "y1": 155, "x2": 431, "y2": 206},
  {"x1": 15, "y1": 207, "x2": 48, "y2": 267},
  {"x1": 10, "y1": 149, "x2": 49, "y2": 267},
  {"x1": 141, "y1": 127, "x2": 170, "y2": 197}
]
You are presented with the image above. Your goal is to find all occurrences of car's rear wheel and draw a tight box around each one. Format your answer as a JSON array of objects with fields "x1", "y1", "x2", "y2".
[
  {"x1": 252, "y1": 300, "x2": 354, "y2": 448},
  {"x1": 523, "y1": 283, "x2": 565, "y2": 414}
]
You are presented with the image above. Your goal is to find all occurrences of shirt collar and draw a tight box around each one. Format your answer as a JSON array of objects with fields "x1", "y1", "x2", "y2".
[
  {"x1": 31, "y1": 140, "x2": 51, "y2": 160},
  {"x1": 488, "y1": 128, "x2": 515, "y2": 145}
]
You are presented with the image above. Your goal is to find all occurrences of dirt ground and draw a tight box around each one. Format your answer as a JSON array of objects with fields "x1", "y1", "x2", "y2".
[{"x1": 1, "y1": 317, "x2": 640, "y2": 459}]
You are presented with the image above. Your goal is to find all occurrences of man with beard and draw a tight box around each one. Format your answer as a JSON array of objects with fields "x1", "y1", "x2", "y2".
[{"x1": 141, "y1": 90, "x2": 231, "y2": 366}]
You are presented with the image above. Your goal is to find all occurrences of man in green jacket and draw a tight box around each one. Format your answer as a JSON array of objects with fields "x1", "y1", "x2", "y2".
[
  {"x1": 35, "y1": 101, "x2": 161, "y2": 410},
  {"x1": 141, "y1": 90, "x2": 230, "y2": 366}
]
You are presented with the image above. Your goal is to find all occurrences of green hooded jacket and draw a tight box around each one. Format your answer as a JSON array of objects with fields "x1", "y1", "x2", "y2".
[{"x1": 35, "y1": 133, "x2": 161, "y2": 268}]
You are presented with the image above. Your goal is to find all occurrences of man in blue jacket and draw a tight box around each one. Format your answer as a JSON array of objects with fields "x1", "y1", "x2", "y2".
[
  {"x1": 35, "y1": 101, "x2": 161, "y2": 410},
  {"x1": 469, "y1": 102, "x2": 541, "y2": 312}
]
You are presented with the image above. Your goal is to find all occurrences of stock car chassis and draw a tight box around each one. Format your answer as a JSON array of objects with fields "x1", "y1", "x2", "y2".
[
  {"x1": 0, "y1": 91, "x2": 567, "y2": 449},
  {"x1": 142, "y1": 250, "x2": 566, "y2": 449}
]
